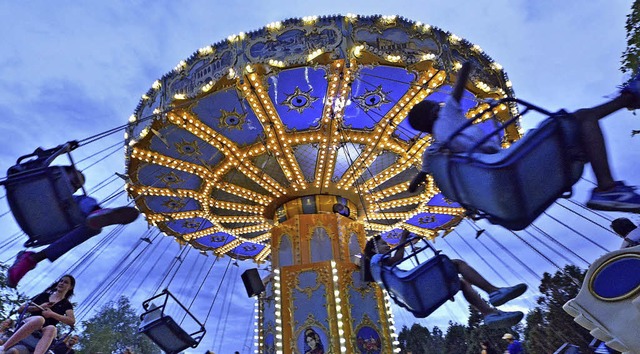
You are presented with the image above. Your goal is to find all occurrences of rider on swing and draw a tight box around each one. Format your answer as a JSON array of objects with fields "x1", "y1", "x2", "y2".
[
  {"x1": 7, "y1": 166, "x2": 139, "y2": 288},
  {"x1": 408, "y1": 61, "x2": 640, "y2": 214}
]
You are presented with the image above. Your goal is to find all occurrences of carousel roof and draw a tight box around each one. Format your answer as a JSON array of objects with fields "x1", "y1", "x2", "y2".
[{"x1": 124, "y1": 14, "x2": 520, "y2": 261}]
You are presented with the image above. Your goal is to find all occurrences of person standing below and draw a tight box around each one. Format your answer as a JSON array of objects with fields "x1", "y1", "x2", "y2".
[
  {"x1": 0, "y1": 275, "x2": 76, "y2": 354},
  {"x1": 480, "y1": 340, "x2": 498, "y2": 354},
  {"x1": 610, "y1": 217, "x2": 640, "y2": 248},
  {"x1": 502, "y1": 333, "x2": 523, "y2": 354},
  {"x1": 7, "y1": 166, "x2": 139, "y2": 288},
  {"x1": 51, "y1": 335, "x2": 79, "y2": 354}
]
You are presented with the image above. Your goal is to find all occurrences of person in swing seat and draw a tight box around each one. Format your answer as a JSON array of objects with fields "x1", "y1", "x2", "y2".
[
  {"x1": 363, "y1": 230, "x2": 528, "y2": 327},
  {"x1": 6, "y1": 166, "x2": 139, "y2": 288},
  {"x1": 407, "y1": 61, "x2": 640, "y2": 214},
  {"x1": 0, "y1": 275, "x2": 76, "y2": 354}
]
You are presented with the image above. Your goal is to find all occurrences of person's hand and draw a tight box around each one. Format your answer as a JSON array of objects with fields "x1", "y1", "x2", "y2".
[
  {"x1": 41, "y1": 308, "x2": 55, "y2": 318},
  {"x1": 400, "y1": 229, "x2": 411, "y2": 243}
]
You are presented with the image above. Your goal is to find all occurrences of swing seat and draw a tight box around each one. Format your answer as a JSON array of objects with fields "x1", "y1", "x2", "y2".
[
  {"x1": 139, "y1": 290, "x2": 206, "y2": 354},
  {"x1": 371, "y1": 240, "x2": 461, "y2": 318},
  {"x1": 1, "y1": 143, "x2": 85, "y2": 247},
  {"x1": 427, "y1": 110, "x2": 585, "y2": 230},
  {"x1": 563, "y1": 245, "x2": 640, "y2": 354}
]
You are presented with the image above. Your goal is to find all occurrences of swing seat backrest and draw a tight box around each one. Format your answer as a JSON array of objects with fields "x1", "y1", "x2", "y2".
[
  {"x1": 4, "y1": 165, "x2": 85, "y2": 247},
  {"x1": 372, "y1": 251, "x2": 461, "y2": 318},
  {"x1": 427, "y1": 113, "x2": 585, "y2": 230}
]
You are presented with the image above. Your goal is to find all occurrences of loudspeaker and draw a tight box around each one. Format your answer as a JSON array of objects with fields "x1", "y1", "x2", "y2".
[{"x1": 241, "y1": 268, "x2": 265, "y2": 297}]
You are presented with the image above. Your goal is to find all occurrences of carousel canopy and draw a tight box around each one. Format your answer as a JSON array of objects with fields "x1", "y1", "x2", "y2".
[{"x1": 124, "y1": 14, "x2": 520, "y2": 261}]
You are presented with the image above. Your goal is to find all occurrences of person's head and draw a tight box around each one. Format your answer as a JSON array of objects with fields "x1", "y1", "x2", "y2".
[
  {"x1": 502, "y1": 333, "x2": 515, "y2": 342},
  {"x1": 66, "y1": 335, "x2": 79, "y2": 347},
  {"x1": 63, "y1": 165, "x2": 86, "y2": 191},
  {"x1": 48, "y1": 274, "x2": 76, "y2": 299},
  {"x1": 1, "y1": 318, "x2": 14, "y2": 330},
  {"x1": 481, "y1": 340, "x2": 492, "y2": 349},
  {"x1": 123, "y1": 347, "x2": 133, "y2": 354},
  {"x1": 611, "y1": 217, "x2": 637, "y2": 237},
  {"x1": 408, "y1": 100, "x2": 441, "y2": 133}
]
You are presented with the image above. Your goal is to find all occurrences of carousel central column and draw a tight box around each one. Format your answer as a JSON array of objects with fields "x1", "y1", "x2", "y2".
[{"x1": 258, "y1": 195, "x2": 399, "y2": 354}]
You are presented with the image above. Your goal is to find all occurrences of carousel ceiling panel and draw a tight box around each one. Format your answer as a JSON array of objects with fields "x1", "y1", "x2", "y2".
[
  {"x1": 230, "y1": 242, "x2": 266, "y2": 258},
  {"x1": 252, "y1": 154, "x2": 289, "y2": 186},
  {"x1": 144, "y1": 196, "x2": 201, "y2": 213},
  {"x1": 372, "y1": 166, "x2": 418, "y2": 191},
  {"x1": 148, "y1": 126, "x2": 224, "y2": 167},
  {"x1": 292, "y1": 143, "x2": 319, "y2": 182},
  {"x1": 427, "y1": 193, "x2": 461, "y2": 208},
  {"x1": 193, "y1": 232, "x2": 237, "y2": 248},
  {"x1": 377, "y1": 202, "x2": 420, "y2": 214},
  {"x1": 406, "y1": 212, "x2": 456, "y2": 230},
  {"x1": 344, "y1": 66, "x2": 416, "y2": 130},
  {"x1": 191, "y1": 88, "x2": 265, "y2": 147},
  {"x1": 165, "y1": 217, "x2": 213, "y2": 235},
  {"x1": 269, "y1": 67, "x2": 327, "y2": 131},
  {"x1": 359, "y1": 151, "x2": 399, "y2": 184},
  {"x1": 211, "y1": 188, "x2": 260, "y2": 205},
  {"x1": 332, "y1": 143, "x2": 365, "y2": 182},
  {"x1": 135, "y1": 164, "x2": 203, "y2": 190},
  {"x1": 222, "y1": 169, "x2": 272, "y2": 195}
]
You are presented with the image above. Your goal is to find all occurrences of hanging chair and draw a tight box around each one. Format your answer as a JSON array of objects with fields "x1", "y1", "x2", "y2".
[
  {"x1": 563, "y1": 244, "x2": 640, "y2": 354},
  {"x1": 370, "y1": 237, "x2": 461, "y2": 318},
  {"x1": 139, "y1": 289, "x2": 206, "y2": 354},
  {"x1": 0, "y1": 141, "x2": 87, "y2": 247},
  {"x1": 425, "y1": 97, "x2": 586, "y2": 230}
]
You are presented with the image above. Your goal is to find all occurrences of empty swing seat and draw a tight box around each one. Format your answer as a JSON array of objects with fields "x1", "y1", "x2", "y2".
[
  {"x1": 1, "y1": 143, "x2": 86, "y2": 247},
  {"x1": 371, "y1": 240, "x2": 461, "y2": 318},
  {"x1": 139, "y1": 290, "x2": 206, "y2": 354},
  {"x1": 427, "y1": 107, "x2": 585, "y2": 230}
]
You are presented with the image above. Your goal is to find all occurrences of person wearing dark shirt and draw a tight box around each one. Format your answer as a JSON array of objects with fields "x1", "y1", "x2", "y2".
[{"x1": 0, "y1": 275, "x2": 76, "y2": 354}]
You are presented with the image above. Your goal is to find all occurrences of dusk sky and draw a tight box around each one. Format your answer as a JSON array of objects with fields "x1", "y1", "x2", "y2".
[{"x1": 0, "y1": 2, "x2": 638, "y2": 353}]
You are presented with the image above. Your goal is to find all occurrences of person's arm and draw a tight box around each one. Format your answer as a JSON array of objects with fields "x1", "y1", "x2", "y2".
[
  {"x1": 385, "y1": 230, "x2": 411, "y2": 265},
  {"x1": 42, "y1": 307, "x2": 75, "y2": 327},
  {"x1": 451, "y1": 62, "x2": 472, "y2": 103}
]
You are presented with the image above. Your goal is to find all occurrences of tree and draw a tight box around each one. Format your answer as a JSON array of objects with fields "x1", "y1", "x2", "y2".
[
  {"x1": 0, "y1": 263, "x2": 28, "y2": 320},
  {"x1": 622, "y1": 0, "x2": 640, "y2": 77},
  {"x1": 397, "y1": 323, "x2": 436, "y2": 354},
  {"x1": 523, "y1": 265, "x2": 591, "y2": 354},
  {"x1": 79, "y1": 296, "x2": 159, "y2": 354},
  {"x1": 623, "y1": 1, "x2": 640, "y2": 137},
  {"x1": 442, "y1": 321, "x2": 468, "y2": 354}
]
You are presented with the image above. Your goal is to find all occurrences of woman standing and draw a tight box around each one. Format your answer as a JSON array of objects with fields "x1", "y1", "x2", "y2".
[{"x1": 0, "y1": 275, "x2": 76, "y2": 354}]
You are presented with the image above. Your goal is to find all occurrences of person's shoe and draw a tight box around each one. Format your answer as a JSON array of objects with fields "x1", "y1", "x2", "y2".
[
  {"x1": 483, "y1": 310, "x2": 524, "y2": 327},
  {"x1": 7, "y1": 251, "x2": 37, "y2": 288},
  {"x1": 586, "y1": 181, "x2": 640, "y2": 213},
  {"x1": 489, "y1": 283, "x2": 528, "y2": 307},
  {"x1": 86, "y1": 206, "x2": 139, "y2": 229}
]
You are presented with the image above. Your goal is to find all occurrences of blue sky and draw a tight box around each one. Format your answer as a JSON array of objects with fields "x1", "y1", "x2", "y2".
[{"x1": 0, "y1": 1, "x2": 638, "y2": 353}]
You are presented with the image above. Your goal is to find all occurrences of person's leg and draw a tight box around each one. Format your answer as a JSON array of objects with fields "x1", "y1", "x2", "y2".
[
  {"x1": 452, "y1": 259, "x2": 527, "y2": 307},
  {"x1": 42, "y1": 225, "x2": 101, "y2": 262},
  {"x1": 33, "y1": 326, "x2": 56, "y2": 354},
  {"x1": 451, "y1": 259, "x2": 499, "y2": 293},
  {"x1": 459, "y1": 278, "x2": 494, "y2": 316},
  {"x1": 0, "y1": 317, "x2": 44, "y2": 351},
  {"x1": 571, "y1": 94, "x2": 631, "y2": 191}
]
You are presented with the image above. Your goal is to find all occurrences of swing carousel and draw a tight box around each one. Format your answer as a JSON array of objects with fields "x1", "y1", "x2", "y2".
[{"x1": 123, "y1": 15, "x2": 521, "y2": 353}]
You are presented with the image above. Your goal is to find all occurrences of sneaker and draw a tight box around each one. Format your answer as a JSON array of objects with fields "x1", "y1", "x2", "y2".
[
  {"x1": 7, "y1": 251, "x2": 37, "y2": 288},
  {"x1": 483, "y1": 310, "x2": 524, "y2": 327},
  {"x1": 489, "y1": 283, "x2": 528, "y2": 307},
  {"x1": 586, "y1": 181, "x2": 640, "y2": 213},
  {"x1": 621, "y1": 69, "x2": 640, "y2": 109},
  {"x1": 86, "y1": 206, "x2": 139, "y2": 229}
]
